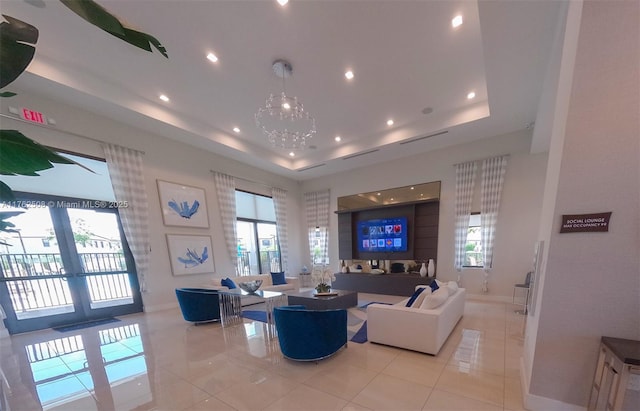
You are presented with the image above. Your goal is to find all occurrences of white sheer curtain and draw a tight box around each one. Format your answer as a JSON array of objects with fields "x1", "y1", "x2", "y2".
[
  {"x1": 213, "y1": 172, "x2": 238, "y2": 274},
  {"x1": 481, "y1": 155, "x2": 509, "y2": 290},
  {"x1": 304, "y1": 189, "x2": 330, "y2": 266},
  {"x1": 103, "y1": 144, "x2": 150, "y2": 292},
  {"x1": 453, "y1": 161, "x2": 477, "y2": 283},
  {"x1": 271, "y1": 188, "x2": 289, "y2": 275}
]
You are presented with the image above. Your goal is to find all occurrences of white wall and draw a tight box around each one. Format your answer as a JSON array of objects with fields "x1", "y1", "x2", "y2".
[
  {"x1": 524, "y1": 0, "x2": 640, "y2": 408},
  {"x1": 301, "y1": 129, "x2": 548, "y2": 298},
  {"x1": 0, "y1": 89, "x2": 304, "y2": 314}
]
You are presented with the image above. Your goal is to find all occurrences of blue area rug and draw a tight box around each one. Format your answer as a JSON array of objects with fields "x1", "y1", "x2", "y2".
[
  {"x1": 53, "y1": 317, "x2": 120, "y2": 332},
  {"x1": 350, "y1": 321, "x2": 368, "y2": 343},
  {"x1": 242, "y1": 310, "x2": 268, "y2": 323},
  {"x1": 349, "y1": 302, "x2": 391, "y2": 343}
]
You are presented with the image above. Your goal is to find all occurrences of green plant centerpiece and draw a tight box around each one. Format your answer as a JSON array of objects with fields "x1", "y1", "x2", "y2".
[{"x1": 311, "y1": 265, "x2": 335, "y2": 294}]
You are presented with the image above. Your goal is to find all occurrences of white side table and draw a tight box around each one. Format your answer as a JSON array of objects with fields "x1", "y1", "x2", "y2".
[{"x1": 218, "y1": 289, "x2": 287, "y2": 338}]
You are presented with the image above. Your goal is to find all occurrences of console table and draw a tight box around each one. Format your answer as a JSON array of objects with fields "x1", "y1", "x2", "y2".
[{"x1": 332, "y1": 272, "x2": 433, "y2": 296}]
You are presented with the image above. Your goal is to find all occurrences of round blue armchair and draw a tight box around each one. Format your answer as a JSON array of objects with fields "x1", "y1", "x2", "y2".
[
  {"x1": 175, "y1": 288, "x2": 221, "y2": 324},
  {"x1": 274, "y1": 305, "x2": 348, "y2": 361}
]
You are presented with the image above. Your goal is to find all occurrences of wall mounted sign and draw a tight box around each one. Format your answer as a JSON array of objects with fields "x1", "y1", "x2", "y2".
[
  {"x1": 20, "y1": 107, "x2": 47, "y2": 124},
  {"x1": 560, "y1": 212, "x2": 612, "y2": 233}
]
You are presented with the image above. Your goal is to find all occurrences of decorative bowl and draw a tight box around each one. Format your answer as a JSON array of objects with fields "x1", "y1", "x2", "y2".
[{"x1": 238, "y1": 280, "x2": 263, "y2": 293}]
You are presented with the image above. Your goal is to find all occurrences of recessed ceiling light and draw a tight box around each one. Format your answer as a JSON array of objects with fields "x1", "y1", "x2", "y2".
[
  {"x1": 335, "y1": 136, "x2": 341, "y2": 142},
  {"x1": 386, "y1": 119, "x2": 394, "y2": 126},
  {"x1": 233, "y1": 127, "x2": 240, "y2": 133},
  {"x1": 467, "y1": 91, "x2": 476, "y2": 99},
  {"x1": 345, "y1": 70, "x2": 354, "y2": 80},
  {"x1": 206, "y1": 53, "x2": 218, "y2": 63},
  {"x1": 159, "y1": 94, "x2": 169, "y2": 102},
  {"x1": 377, "y1": 192, "x2": 381, "y2": 196},
  {"x1": 277, "y1": 0, "x2": 288, "y2": 6},
  {"x1": 410, "y1": 187, "x2": 414, "y2": 190},
  {"x1": 289, "y1": 151, "x2": 295, "y2": 157},
  {"x1": 452, "y1": 15, "x2": 463, "y2": 28}
]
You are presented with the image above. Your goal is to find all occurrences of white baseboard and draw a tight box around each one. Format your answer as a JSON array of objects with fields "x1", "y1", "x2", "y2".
[
  {"x1": 466, "y1": 293, "x2": 512, "y2": 303},
  {"x1": 520, "y1": 357, "x2": 586, "y2": 411}
]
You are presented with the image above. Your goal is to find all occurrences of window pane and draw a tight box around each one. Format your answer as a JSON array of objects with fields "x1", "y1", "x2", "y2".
[
  {"x1": 235, "y1": 191, "x2": 276, "y2": 222},
  {"x1": 465, "y1": 215, "x2": 483, "y2": 267},
  {"x1": 235, "y1": 191, "x2": 256, "y2": 220},
  {"x1": 257, "y1": 223, "x2": 280, "y2": 272},
  {"x1": 236, "y1": 220, "x2": 257, "y2": 275},
  {"x1": 254, "y1": 196, "x2": 276, "y2": 221}
]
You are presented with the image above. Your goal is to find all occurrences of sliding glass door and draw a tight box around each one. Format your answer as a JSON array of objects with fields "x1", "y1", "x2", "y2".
[{"x1": 0, "y1": 194, "x2": 142, "y2": 334}]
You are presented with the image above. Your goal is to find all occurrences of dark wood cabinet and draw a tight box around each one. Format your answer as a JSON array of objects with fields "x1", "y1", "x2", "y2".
[{"x1": 332, "y1": 272, "x2": 434, "y2": 296}]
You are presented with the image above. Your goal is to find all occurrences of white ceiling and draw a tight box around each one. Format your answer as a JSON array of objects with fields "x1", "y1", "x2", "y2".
[{"x1": 3, "y1": 0, "x2": 563, "y2": 181}]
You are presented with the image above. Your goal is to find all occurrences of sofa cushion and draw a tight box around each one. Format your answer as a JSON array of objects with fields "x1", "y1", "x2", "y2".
[
  {"x1": 271, "y1": 271, "x2": 286, "y2": 285},
  {"x1": 405, "y1": 287, "x2": 427, "y2": 307},
  {"x1": 429, "y1": 280, "x2": 440, "y2": 292},
  {"x1": 420, "y1": 287, "x2": 449, "y2": 309},
  {"x1": 221, "y1": 277, "x2": 236, "y2": 289},
  {"x1": 268, "y1": 283, "x2": 295, "y2": 292},
  {"x1": 446, "y1": 281, "x2": 459, "y2": 296}
]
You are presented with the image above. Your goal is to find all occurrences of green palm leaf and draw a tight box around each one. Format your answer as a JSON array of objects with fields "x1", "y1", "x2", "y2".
[
  {"x1": 0, "y1": 130, "x2": 94, "y2": 201},
  {"x1": 60, "y1": 0, "x2": 168, "y2": 58},
  {"x1": 0, "y1": 15, "x2": 39, "y2": 88}
]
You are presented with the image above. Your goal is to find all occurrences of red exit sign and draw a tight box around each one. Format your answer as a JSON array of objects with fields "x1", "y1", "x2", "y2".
[{"x1": 20, "y1": 108, "x2": 47, "y2": 124}]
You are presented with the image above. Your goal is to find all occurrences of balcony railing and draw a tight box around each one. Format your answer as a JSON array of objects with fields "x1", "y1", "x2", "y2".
[
  {"x1": 0, "y1": 252, "x2": 133, "y2": 318},
  {"x1": 237, "y1": 250, "x2": 281, "y2": 275}
]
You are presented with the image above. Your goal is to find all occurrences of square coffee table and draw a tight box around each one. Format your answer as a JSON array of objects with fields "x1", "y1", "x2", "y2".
[{"x1": 287, "y1": 289, "x2": 358, "y2": 310}]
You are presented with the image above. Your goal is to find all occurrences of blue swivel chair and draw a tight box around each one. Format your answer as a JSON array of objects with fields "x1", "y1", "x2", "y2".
[
  {"x1": 274, "y1": 305, "x2": 348, "y2": 361},
  {"x1": 175, "y1": 288, "x2": 221, "y2": 324}
]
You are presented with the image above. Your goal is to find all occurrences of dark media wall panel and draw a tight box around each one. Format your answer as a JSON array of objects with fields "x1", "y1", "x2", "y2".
[
  {"x1": 337, "y1": 201, "x2": 439, "y2": 263},
  {"x1": 338, "y1": 213, "x2": 353, "y2": 260},
  {"x1": 413, "y1": 202, "x2": 439, "y2": 261}
]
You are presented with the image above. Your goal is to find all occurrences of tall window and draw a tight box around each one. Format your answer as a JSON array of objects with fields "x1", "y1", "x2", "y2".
[
  {"x1": 304, "y1": 190, "x2": 330, "y2": 266},
  {"x1": 464, "y1": 213, "x2": 483, "y2": 267},
  {"x1": 235, "y1": 191, "x2": 281, "y2": 275}
]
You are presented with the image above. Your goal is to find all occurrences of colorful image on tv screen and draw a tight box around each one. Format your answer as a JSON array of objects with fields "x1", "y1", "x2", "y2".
[{"x1": 357, "y1": 217, "x2": 408, "y2": 252}]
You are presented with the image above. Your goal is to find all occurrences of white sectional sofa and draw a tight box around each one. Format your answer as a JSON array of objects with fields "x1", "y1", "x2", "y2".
[
  {"x1": 208, "y1": 274, "x2": 299, "y2": 306},
  {"x1": 367, "y1": 284, "x2": 466, "y2": 355}
]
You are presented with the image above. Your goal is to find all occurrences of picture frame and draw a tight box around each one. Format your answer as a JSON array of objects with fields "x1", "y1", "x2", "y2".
[
  {"x1": 166, "y1": 234, "x2": 215, "y2": 276},
  {"x1": 157, "y1": 180, "x2": 209, "y2": 228}
]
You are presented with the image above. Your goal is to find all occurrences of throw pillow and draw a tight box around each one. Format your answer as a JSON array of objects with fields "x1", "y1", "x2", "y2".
[
  {"x1": 420, "y1": 287, "x2": 449, "y2": 309},
  {"x1": 429, "y1": 280, "x2": 440, "y2": 292},
  {"x1": 270, "y1": 271, "x2": 286, "y2": 285},
  {"x1": 405, "y1": 287, "x2": 426, "y2": 307},
  {"x1": 221, "y1": 277, "x2": 236, "y2": 289},
  {"x1": 411, "y1": 287, "x2": 431, "y2": 307},
  {"x1": 446, "y1": 281, "x2": 459, "y2": 296}
]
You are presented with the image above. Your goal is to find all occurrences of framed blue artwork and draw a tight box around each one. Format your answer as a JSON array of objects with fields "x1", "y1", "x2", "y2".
[
  {"x1": 166, "y1": 234, "x2": 215, "y2": 276},
  {"x1": 157, "y1": 180, "x2": 209, "y2": 228}
]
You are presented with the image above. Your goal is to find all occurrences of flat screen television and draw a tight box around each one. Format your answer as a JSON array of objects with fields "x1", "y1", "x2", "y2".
[{"x1": 356, "y1": 217, "x2": 408, "y2": 253}]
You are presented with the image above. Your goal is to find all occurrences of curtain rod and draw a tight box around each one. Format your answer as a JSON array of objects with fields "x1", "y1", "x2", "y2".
[
  {"x1": 453, "y1": 154, "x2": 510, "y2": 167},
  {"x1": 209, "y1": 169, "x2": 285, "y2": 192},
  {"x1": 0, "y1": 113, "x2": 145, "y2": 155}
]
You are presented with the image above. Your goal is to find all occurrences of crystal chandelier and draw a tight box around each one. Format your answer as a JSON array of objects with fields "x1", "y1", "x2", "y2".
[{"x1": 255, "y1": 60, "x2": 316, "y2": 150}]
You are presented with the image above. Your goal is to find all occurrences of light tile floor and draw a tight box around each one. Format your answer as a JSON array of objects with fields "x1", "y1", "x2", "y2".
[{"x1": 0, "y1": 294, "x2": 527, "y2": 411}]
